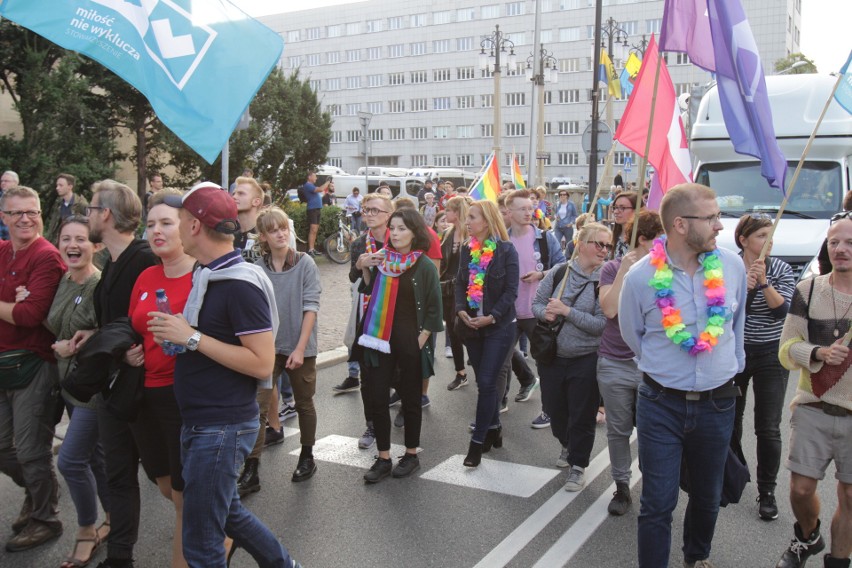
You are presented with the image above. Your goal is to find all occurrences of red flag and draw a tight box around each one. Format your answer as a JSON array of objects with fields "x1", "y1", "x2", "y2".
[{"x1": 615, "y1": 35, "x2": 691, "y2": 197}]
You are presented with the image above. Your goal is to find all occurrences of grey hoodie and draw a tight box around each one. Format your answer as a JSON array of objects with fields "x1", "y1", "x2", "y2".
[{"x1": 532, "y1": 259, "x2": 606, "y2": 359}]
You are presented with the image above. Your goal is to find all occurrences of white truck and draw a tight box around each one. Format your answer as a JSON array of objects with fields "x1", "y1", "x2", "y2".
[{"x1": 690, "y1": 74, "x2": 852, "y2": 279}]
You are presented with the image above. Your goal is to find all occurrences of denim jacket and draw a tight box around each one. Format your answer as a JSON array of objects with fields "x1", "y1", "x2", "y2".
[{"x1": 454, "y1": 239, "x2": 518, "y2": 335}]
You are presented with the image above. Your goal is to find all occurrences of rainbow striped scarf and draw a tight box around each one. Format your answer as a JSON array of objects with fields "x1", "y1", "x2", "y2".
[{"x1": 358, "y1": 248, "x2": 422, "y2": 353}]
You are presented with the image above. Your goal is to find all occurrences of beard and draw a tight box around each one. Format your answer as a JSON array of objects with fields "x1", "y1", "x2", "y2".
[
  {"x1": 685, "y1": 224, "x2": 715, "y2": 254},
  {"x1": 88, "y1": 225, "x2": 103, "y2": 244}
]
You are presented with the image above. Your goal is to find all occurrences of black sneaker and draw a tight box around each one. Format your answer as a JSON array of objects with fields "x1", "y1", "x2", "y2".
[
  {"x1": 333, "y1": 376, "x2": 360, "y2": 393},
  {"x1": 447, "y1": 373, "x2": 469, "y2": 391},
  {"x1": 388, "y1": 391, "x2": 401, "y2": 407},
  {"x1": 607, "y1": 482, "x2": 632, "y2": 516},
  {"x1": 264, "y1": 426, "x2": 284, "y2": 447},
  {"x1": 393, "y1": 411, "x2": 405, "y2": 428},
  {"x1": 758, "y1": 492, "x2": 779, "y2": 521},
  {"x1": 363, "y1": 457, "x2": 392, "y2": 483},
  {"x1": 392, "y1": 453, "x2": 421, "y2": 478},
  {"x1": 776, "y1": 521, "x2": 825, "y2": 568}
]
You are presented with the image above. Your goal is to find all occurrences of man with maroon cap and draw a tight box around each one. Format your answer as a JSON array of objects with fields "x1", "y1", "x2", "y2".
[{"x1": 150, "y1": 182, "x2": 300, "y2": 567}]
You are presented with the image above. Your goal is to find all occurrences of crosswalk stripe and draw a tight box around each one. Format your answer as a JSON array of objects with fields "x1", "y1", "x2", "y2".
[
  {"x1": 532, "y1": 458, "x2": 642, "y2": 567},
  {"x1": 420, "y1": 455, "x2": 559, "y2": 498},
  {"x1": 289, "y1": 434, "x2": 409, "y2": 469}
]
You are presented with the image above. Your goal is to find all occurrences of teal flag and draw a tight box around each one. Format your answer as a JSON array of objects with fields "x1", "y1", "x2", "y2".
[
  {"x1": 835, "y1": 49, "x2": 852, "y2": 115},
  {"x1": 0, "y1": 0, "x2": 284, "y2": 163}
]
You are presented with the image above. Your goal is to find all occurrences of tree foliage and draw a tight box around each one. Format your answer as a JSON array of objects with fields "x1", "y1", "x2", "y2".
[
  {"x1": 774, "y1": 53, "x2": 818, "y2": 74},
  {"x1": 0, "y1": 20, "x2": 119, "y2": 205}
]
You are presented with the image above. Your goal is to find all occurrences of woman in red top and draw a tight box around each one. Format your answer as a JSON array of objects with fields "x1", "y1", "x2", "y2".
[{"x1": 126, "y1": 189, "x2": 194, "y2": 568}]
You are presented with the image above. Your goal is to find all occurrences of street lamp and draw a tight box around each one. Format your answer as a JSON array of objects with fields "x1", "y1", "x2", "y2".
[
  {"x1": 589, "y1": 13, "x2": 629, "y2": 202},
  {"x1": 479, "y1": 25, "x2": 517, "y2": 159},
  {"x1": 526, "y1": 45, "x2": 558, "y2": 186},
  {"x1": 357, "y1": 111, "x2": 372, "y2": 191}
]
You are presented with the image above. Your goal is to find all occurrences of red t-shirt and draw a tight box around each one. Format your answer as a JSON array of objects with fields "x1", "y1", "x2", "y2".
[
  {"x1": 426, "y1": 227, "x2": 442, "y2": 260},
  {"x1": 128, "y1": 265, "x2": 193, "y2": 388}
]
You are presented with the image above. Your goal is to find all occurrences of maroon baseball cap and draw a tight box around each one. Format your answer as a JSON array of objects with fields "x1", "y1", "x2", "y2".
[{"x1": 162, "y1": 182, "x2": 241, "y2": 234}]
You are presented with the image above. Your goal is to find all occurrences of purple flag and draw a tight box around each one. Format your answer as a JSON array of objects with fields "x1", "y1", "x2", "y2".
[
  {"x1": 708, "y1": 0, "x2": 787, "y2": 192},
  {"x1": 659, "y1": 0, "x2": 716, "y2": 72}
]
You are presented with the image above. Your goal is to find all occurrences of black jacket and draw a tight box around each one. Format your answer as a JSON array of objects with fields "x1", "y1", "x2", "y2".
[{"x1": 95, "y1": 239, "x2": 158, "y2": 326}]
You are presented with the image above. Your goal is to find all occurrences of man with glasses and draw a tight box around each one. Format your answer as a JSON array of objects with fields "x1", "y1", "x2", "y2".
[
  {"x1": 620, "y1": 183, "x2": 747, "y2": 568},
  {"x1": 775, "y1": 211, "x2": 852, "y2": 568},
  {"x1": 0, "y1": 186, "x2": 65, "y2": 552}
]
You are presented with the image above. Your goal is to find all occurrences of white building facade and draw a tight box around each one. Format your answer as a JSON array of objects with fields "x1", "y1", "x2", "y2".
[{"x1": 258, "y1": 0, "x2": 801, "y2": 185}]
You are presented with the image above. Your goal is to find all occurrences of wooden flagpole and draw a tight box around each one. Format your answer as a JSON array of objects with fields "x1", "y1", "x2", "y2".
[{"x1": 758, "y1": 71, "x2": 846, "y2": 260}]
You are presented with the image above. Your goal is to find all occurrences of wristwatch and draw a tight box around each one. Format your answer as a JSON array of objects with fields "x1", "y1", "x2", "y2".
[{"x1": 186, "y1": 331, "x2": 202, "y2": 351}]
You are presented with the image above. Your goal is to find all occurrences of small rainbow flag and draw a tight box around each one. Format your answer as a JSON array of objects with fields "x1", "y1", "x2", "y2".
[
  {"x1": 512, "y1": 153, "x2": 526, "y2": 189},
  {"x1": 469, "y1": 151, "x2": 501, "y2": 202}
]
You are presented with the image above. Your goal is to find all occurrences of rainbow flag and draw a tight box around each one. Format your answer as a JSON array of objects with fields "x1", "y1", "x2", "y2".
[
  {"x1": 512, "y1": 154, "x2": 526, "y2": 189},
  {"x1": 470, "y1": 152, "x2": 501, "y2": 202}
]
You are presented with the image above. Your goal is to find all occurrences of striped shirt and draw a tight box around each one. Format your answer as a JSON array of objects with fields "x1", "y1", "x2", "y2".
[{"x1": 742, "y1": 255, "x2": 796, "y2": 348}]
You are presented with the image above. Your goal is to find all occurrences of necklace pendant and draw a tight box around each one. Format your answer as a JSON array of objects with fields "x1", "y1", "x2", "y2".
[{"x1": 834, "y1": 328, "x2": 840, "y2": 338}]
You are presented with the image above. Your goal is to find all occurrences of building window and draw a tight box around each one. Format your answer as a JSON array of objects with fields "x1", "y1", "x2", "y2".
[
  {"x1": 367, "y1": 102, "x2": 382, "y2": 114},
  {"x1": 411, "y1": 99, "x2": 428, "y2": 112},
  {"x1": 505, "y1": 153, "x2": 525, "y2": 166},
  {"x1": 457, "y1": 66, "x2": 476, "y2": 80},
  {"x1": 559, "y1": 27, "x2": 581, "y2": 42},
  {"x1": 457, "y1": 125, "x2": 475, "y2": 138},
  {"x1": 388, "y1": 72, "x2": 405, "y2": 85},
  {"x1": 434, "y1": 126, "x2": 450, "y2": 139},
  {"x1": 411, "y1": 155, "x2": 428, "y2": 167},
  {"x1": 543, "y1": 91, "x2": 553, "y2": 104},
  {"x1": 389, "y1": 128, "x2": 405, "y2": 141},
  {"x1": 434, "y1": 68, "x2": 452, "y2": 82},
  {"x1": 389, "y1": 100, "x2": 405, "y2": 113},
  {"x1": 481, "y1": 94, "x2": 494, "y2": 108},
  {"x1": 506, "y1": 123, "x2": 525, "y2": 137},
  {"x1": 411, "y1": 70, "x2": 428, "y2": 84},
  {"x1": 367, "y1": 47, "x2": 382, "y2": 60},
  {"x1": 506, "y1": 92, "x2": 526, "y2": 106},
  {"x1": 347, "y1": 130, "x2": 360, "y2": 142},
  {"x1": 345, "y1": 22, "x2": 360, "y2": 35},
  {"x1": 327, "y1": 25, "x2": 342, "y2": 38},
  {"x1": 457, "y1": 154, "x2": 475, "y2": 167},
  {"x1": 434, "y1": 10, "x2": 453, "y2": 24},
  {"x1": 410, "y1": 42, "x2": 427, "y2": 56},
  {"x1": 435, "y1": 155, "x2": 452, "y2": 167},
  {"x1": 288, "y1": 56, "x2": 301, "y2": 69},
  {"x1": 558, "y1": 121, "x2": 579, "y2": 135},
  {"x1": 327, "y1": 158, "x2": 343, "y2": 168},
  {"x1": 433, "y1": 97, "x2": 451, "y2": 110},
  {"x1": 558, "y1": 89, "x2": 580, "y2": 103},
  {"x1": 506, "y1": 2, "x2": 525, "y2": 16},
  {"x1": 388, "y1": 16, "x2": 405, "y2": 30},
  {"x1": 676, "y1": 83, "x2": 696, "y2": 96},
  {"x1": 622, "y1": 21, "x2": 638, "y2": 35},
  {"x1": 434, "y1": 39, "x2": 451, "y2": 53},
  {"x1": 481, "y1": 124, "x2": 493, "y2": 138},
  {"x1": 367, "y1": 74, "x2": 382, "y2": 88},
  {"x1": 411, "y1": 13, "x2": 427, "y2": 27},
  {"x1": 309, "y1": 79, "x2": 320, "y2": 91},
  {"x1": 366, "y1": 19, "x2": 383, "y2": 33},
  {"x1": 506, "y1": 32, "x2": 526, "y2": 45},
  {"x1": 543, "y1": 122, "x2": 552, "y2": 135},
  {"x1": 411, "y1": 127, "x2": 428, "y2": 139},
  {"x1": 558, "y1": 152, "x2": 579, "y2": 165},
  {"x1": 345, "y1": 76, "x2": 361, "y2": 89},
  {"x1": 457, "y1": 8, "x2": 476, "y2": 22},
  {"x1": 481, "y1": 5, "x2": 500, "y2": 19},
  {"x1": 330, "y1": 131, "x2": 343, "y2": 143},
  {"x1": 646, "y1": 18, "x2": 662, "y2": 34},
  {"x1": 346, "y1": 49, "x2": 360, "y2": 62},
  {"x1": 346, "y1": 103, "x2": 360, "y2": 116},
  {"x1": 457, "y1": 95, "x2": 475, "y2": 108},
  {"x1": 306, "y1": 27, "x2": 321, "y2": 40},
  {"x1": 327, "y1": 51, "x2": 340, "y2": 64},
  {"x1": 287, "y1": 30, "x2": 300, "y2": 43},
  {"x1": 306, "y1": 54, "x2": 321, "y2": 66},
  {"x1": 388, "y1": 44, "x2": 404, "y2": 58},
  {"x1": 675, "y1": 53, "x2": 690, "y2": 65},
  {"x1": 326, "y1": 78, "x2": 341, "y2": 91},
  {"x1": 614, "y1": 152, "x2": 635, "y2": 166},
  {"x1": 457, "y1": 37, "x2": 475, "y2": 51},
  {"x1": 540, "y1": 29, "x2": 553, "y2": 43},
  {"x1": 327, "y1": 104, "x2": 341, "y2": 117},
  {"x1": 369, "y1": 129, "x2": 383, "y2": 142},
  {"x1": 560, "y1": 58, "x2": 580, "y2": 72}
]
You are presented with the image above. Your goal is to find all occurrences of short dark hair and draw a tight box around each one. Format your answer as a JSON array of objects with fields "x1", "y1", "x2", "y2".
[
  {"x1": 57, "y1": 173, "x2": 76, "y2": 187},
  {"x1": 388, "y1": 208, "x2": 433, "y2": 253}
]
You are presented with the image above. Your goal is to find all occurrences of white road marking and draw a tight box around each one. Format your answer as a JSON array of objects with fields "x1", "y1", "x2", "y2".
[
  {"x1": 291, "y1": 434, "x2": 409, "y2": 469},
  {"x1": 420, "y1": 456, "x2": 559, "y2": 498}
]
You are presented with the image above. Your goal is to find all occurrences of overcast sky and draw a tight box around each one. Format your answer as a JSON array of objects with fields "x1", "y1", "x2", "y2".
[{"x1": 232, "y1": 0, "x2": 850, "y2": 72}]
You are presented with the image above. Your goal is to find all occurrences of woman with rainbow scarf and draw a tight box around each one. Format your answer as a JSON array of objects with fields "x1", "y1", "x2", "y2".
[
  {"x1": 354, "y1": 208, "x2": 443, "y2": 484},
  {"x1": 454, "y1": 200, "x2": 519, "y2": 467}
]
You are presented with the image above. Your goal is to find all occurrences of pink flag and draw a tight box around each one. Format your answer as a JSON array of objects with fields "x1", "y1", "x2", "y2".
[
  {"x1": 659, "y1": 0, "x2": 716, "y2": 73},
  {"x1": 614, "y1": 35, "x2": 691, "y2": 199}
]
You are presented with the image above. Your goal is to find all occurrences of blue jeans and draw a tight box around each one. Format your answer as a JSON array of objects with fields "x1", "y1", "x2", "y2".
[
  {"x1": 553, "y1": 225, "x2": 573, "y2": 249},
  {"x1": 277, "y1": 371, "x2": 294, "y2": 400},
  {"x1": 465, "y1": 324, "x2": 515, "y2": 444},
  {"x1": 636, "y1": 381, "x2": 736, "y2": 567},
  {"x1": 58, "y1": 405, "x2": 109, "y2": 527},
  {"x1": 181, "y1": 420, "x2": 292, "y2": 568}
]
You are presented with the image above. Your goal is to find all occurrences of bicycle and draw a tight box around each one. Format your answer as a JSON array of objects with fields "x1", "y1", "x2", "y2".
[{"x1": 324, "y1": 212, "x2": 359, "y2": 264}]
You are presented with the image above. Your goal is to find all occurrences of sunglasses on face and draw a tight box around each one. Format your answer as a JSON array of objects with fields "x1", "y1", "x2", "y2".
[
  {"x1": 831, "y1": 211, "x2": 852, "y2": 224},
  {"x1": 587, "y1": 240, "x2": 613, "y2": 252}
]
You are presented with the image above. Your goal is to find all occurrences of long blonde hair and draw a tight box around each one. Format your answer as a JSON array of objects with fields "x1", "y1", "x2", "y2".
[
  {"x1": 443, "y1": 195, "x2": 471, "y2": 242},
  {"x1": 471, "y1": 200, "x2": 509, "y2": 242},
  {"x1": 255, "y1": 206, "x2": 290, "y2": 255}
]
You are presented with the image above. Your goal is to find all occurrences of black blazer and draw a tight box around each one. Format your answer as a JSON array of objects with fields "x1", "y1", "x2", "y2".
[{"x1": 454, "y1": 239, "x2": 519, "y2": 335}]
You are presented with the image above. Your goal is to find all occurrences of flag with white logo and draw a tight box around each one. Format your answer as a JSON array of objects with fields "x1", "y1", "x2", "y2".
[
  {"x1": 836, "y1": 49, "x2": 852, "y2": 115},
  {"x1": 0, "y1": 0, "x2": 283, "y2": 163}
]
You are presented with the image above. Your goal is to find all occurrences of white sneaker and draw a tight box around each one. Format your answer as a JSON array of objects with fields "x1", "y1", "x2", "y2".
[
  {"x1": 445, "y1": 346, "x2": 453, "y2": 358},
  {"x1": 556, "y1": 446, "x2": 569, "y2": 468},
  {"x1": 563, "y1": 466, "x2": 585, "y2": 492}
]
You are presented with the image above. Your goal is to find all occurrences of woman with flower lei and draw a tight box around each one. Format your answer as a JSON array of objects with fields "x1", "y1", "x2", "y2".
[{"x1": 454, "y1": 200, "x2": 519, "y2": 468}]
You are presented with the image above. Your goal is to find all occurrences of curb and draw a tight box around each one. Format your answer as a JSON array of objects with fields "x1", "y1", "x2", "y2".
[{"x1": 52, "y1": 346, "x2": 350, "y2": 455}]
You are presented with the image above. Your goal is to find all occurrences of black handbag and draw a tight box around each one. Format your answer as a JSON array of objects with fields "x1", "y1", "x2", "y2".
[{"x1": 529, "y1": 265, "x2": 571, "y2": 365}]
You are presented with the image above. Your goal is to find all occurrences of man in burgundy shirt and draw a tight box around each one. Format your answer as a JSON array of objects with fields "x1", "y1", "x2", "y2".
[{"x1": 0, "y1": 186, "x2": 66, "y2": 551}]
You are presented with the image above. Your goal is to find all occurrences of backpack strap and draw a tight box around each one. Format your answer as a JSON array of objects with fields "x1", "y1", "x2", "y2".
[{"x1": 539, "y1": 231, "x2": 551, "y2": 270}]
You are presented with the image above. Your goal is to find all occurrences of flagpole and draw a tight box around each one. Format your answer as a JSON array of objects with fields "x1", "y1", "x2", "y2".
[
  {"x1": 630, "y1": 46, "x2": 665, "y2": 249},
  {"x1": 758, "y1": 71, "x2": 846, "y2": 260}
]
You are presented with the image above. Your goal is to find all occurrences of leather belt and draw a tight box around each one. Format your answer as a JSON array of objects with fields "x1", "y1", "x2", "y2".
[
  {"x1": 642, "y1": 374, "x2": 740, "y2": 401},
  {"x1": 803, "y1": 401, "x2": 850, "y2": 417}
]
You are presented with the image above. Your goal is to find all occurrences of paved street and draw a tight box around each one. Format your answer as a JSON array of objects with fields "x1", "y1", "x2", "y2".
[{"x1": 313, "y1": 255, "x2": 354, "y2": 354}]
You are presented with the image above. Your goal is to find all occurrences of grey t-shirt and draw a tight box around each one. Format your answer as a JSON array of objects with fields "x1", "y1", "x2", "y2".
[{"x1": 598, "y1": 259, "x2": 634, "y2": 360}]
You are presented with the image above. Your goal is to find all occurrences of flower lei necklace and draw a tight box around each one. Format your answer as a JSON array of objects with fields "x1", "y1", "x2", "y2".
[
  {"x1": 648, "y1": 236, "x2": 730, "y2": 355},
  {"x1": 466, "y1": 237, "x2": 497, "y2": 309}
]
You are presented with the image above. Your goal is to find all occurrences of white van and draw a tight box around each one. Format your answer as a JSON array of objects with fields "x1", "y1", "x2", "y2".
[{"x1": 691, "y1": 74, "x2": 852, "y2": 279}]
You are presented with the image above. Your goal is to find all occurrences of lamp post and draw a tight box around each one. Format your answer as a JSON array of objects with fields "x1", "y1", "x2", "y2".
[
  {"x1": 526, "y1": 45, "x2": 558, "y2": 187},
  {"x1": 479, "y1": 25, "x2": 517, "y2": 162},
  {"x1": 588, "y1": 11, "x2": 629, "y2": 201},
  {"x1": 357, "y1": 111, "x2": 372, "y2": 192}
]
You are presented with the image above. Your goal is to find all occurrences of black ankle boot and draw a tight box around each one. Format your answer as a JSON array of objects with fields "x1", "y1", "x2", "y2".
[
  {"x1": 482, "y1": 426, "x2": 503, "y2": 453},
  {"x1": 237, "y1": 458, "x2": 260, "y2": 497},
  {"x1": 463, "y1": 441, "x2": 483, "y2": 467}
]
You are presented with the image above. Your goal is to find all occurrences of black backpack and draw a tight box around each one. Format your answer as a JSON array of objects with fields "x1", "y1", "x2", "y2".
[{"x1": 297, "y1": 184, "x2": 308, "y2": 204}]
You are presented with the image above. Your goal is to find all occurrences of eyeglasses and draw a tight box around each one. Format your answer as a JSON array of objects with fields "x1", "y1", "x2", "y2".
[
  {"x1": 831, "y1": 211, "x2": 852, "y2": 224},
  {"x1": 2, "y1": 210, "x2": 40, "y2": 220},
  {"x1": 85, "y1": 206, "x2": 106, "y2": 215},
  {"x1": 587, "y1": 240, "x2": 613, "y2": 252},
  {"x1": 363, "y1": 207, "x2": 390, "y2": 216},
  {"x1": 681, "y1": 212, "x2": 723, "y2": 225},
  {"x1": 611, "y1": 206, "x2": 634, "y2": 213}
]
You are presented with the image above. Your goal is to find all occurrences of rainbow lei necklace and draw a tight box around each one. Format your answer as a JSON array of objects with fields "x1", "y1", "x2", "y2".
[
  {"x1": 466, "y1": 237, "x2": 497, "y2": 310},
  {"x1": 648, "y1": 236, "x2": 730, "y2": 355}
]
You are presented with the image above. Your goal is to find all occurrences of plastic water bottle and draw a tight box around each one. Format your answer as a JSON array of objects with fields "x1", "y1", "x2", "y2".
[{"x1": 155, "y1": 289, "x2": 186, "y2": 356}]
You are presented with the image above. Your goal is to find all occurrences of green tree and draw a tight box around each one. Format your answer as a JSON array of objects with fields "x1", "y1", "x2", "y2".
[
  {"x1": 160, "y1": 68, "x2": 332, "y2": 200},
  {"x1": 774, "y1": 53, "x2": 818, "y2": 74},
  {"x1": 0, "y1": 21, "x2": 119, "y2": 205}
]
